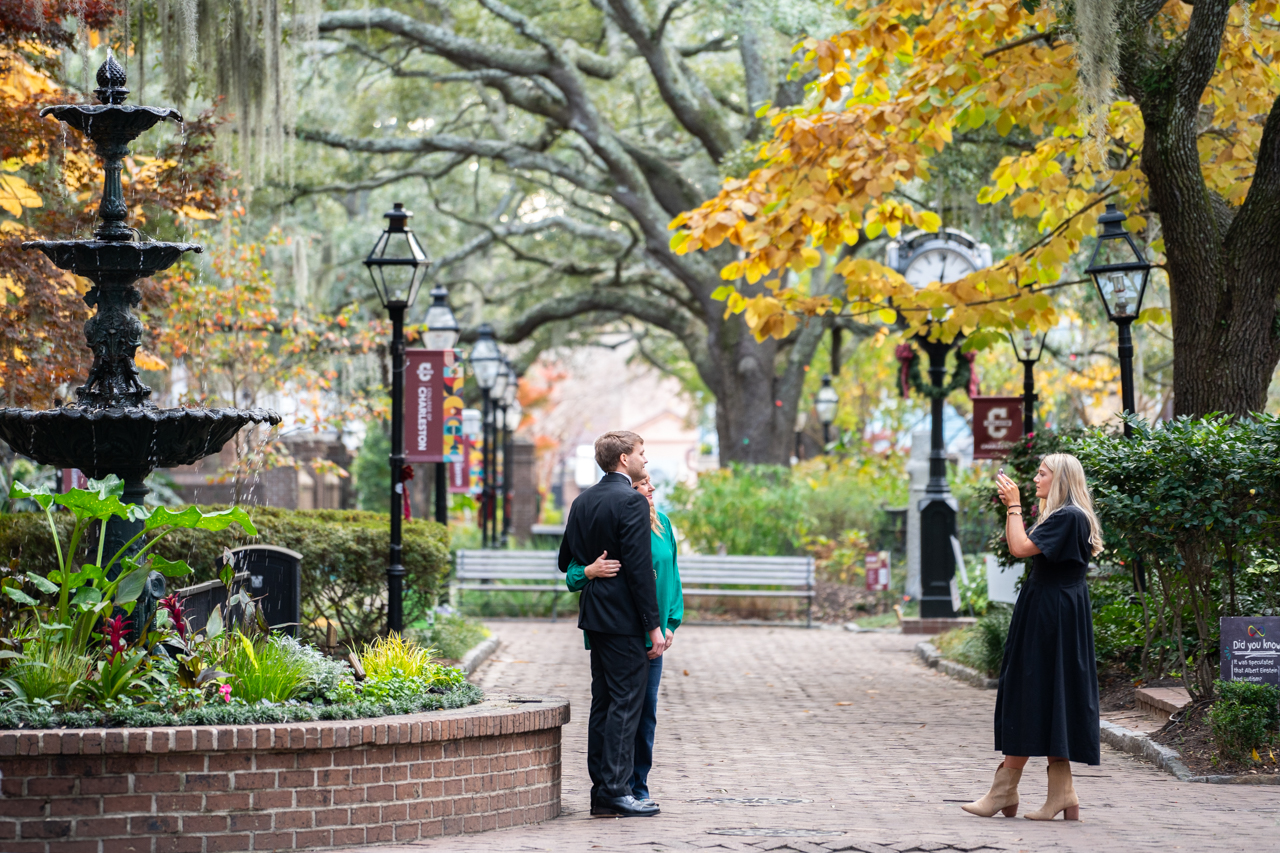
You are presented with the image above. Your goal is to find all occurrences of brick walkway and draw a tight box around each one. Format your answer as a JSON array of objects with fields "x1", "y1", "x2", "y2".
[{"x1": 366, "y1": 622, "x2": 1279, "y2": 853}]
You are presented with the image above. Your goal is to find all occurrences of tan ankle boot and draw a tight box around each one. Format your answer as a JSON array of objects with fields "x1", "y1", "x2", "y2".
[
  {"x1": 961, "y1": 762, "x2": 1022, "y2": 817},
  {"x1": 1024, "y1": 760, "x2": 1080, "y2": 821}
]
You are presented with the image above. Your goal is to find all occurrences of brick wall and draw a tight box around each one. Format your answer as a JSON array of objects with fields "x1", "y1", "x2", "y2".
[{"x1": 0, "y1": 696, "x2": 567, "y2": 853}]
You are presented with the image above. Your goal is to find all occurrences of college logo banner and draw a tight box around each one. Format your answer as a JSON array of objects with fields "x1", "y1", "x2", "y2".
[{"x1": 971, "y1": 396, "x2": 1024, "y2": 459}]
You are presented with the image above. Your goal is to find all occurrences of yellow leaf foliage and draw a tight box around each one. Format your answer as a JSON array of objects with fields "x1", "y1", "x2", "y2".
[{"x1": 673, "y1": 1, "x2": 1279, "y2": 344}]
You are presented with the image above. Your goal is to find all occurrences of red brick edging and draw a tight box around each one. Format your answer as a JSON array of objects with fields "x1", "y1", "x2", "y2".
[{"x1": 0, "y1": 695, "x2": 568, "y2": 852}]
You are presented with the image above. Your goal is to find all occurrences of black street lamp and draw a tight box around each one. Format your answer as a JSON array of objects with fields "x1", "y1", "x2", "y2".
[
  {"x1": 914, "y1": 335, "x2": 964, "y2": 618},
  {"x1": 1085, "y1": 203, "x2": 1152, "y2": 438},
  {"x1": 1008, "y1": 328, "x2": 1047, "y2": 435},
  {"x1": 364, "y1": 202, "x2": 430, "y2": 636},
  {"x1": 423, "y1": 285, "x2": 459, "y2": 527},
  {"x1": 1086, "y1": 203, "x2": 1152, "y2": 593},
  {"x1": 500, "y1": 362, "x2": 518, "y2": 546},
  {"x1": 815, "y1": 375, "x2": 839, "y2": 447},
  {"x1": 468, "y1": 325, "x2": 502, "y2": 548}
]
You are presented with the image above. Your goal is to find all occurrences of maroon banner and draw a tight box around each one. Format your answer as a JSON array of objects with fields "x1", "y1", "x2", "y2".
[
  {"x1": 405, "y1": 350, "x2": 445, "y2": 462},
  {"x1": 971, "y1": 396, "x2": 1024, "y2": 459},
  {"x1": 447, "y1": 436, "x2": 472, "y2": 493}
]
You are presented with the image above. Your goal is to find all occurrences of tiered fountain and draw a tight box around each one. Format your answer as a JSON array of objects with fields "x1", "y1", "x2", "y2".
[{"x1": 0, "y1": 53, "x2": 280, "y2": 573}]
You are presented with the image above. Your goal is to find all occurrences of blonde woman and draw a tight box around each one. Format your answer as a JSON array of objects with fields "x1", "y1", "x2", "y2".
[
  {"x1": 963, "y1": 453, "x2": 1104, "y2": 822},
  {"x1": 566, "y1": 475, "x2": 683, "y2": 810}
]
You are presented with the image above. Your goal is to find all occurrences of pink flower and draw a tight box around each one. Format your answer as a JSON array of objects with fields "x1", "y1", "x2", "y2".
[
  {"x1": 102, "y1": 615, "x2": 130, "y2": 663},
  {"x1": 219, "y1": 684, "x2": 233, "y2": 703},
  {"x1": 158, "y1": 594, "x2": 186, "y2": 642}
]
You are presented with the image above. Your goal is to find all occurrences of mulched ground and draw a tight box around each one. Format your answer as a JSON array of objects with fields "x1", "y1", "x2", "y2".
[
  {"x1": 1152, "y1": 700, "x2": 1280, "y2": 778},
  {"x1": 810, "y1": 579, "x2": 896, "y2": 623}
]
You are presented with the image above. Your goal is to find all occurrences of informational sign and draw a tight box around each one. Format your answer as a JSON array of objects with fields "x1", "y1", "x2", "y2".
[
  {"x1": 986, "y1": 553, "x2": 1021, "y2": 604},
  {"x1": 405, "y1": 349, "x2": 465, "y2": 463},
  {"x1": 971, "y1": 396, "x2": 1024, "y2": 459},
  {"x1": 440, "y1": 350, "x2": 465, "y2": 464},
  {"x1": 447, "y1": 436, "x2": 472, "y2": 493},
  {"x1": 865, "y1": 551, "x2": 891, "y2": 591},
  {"x1": 467, "y1": 436, "x2": 485, "y2": 496},
  {"x1": 405, "y1": 349, "x2": 444, "y2": 462},
  {"x1": 1220, "y1": 616, "x2": 1280, "y2": 687}
]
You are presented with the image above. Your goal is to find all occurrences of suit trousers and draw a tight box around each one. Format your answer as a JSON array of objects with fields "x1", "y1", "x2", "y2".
[{"x1": 586, "y1": 630, "x2": 649, "y2": 800}]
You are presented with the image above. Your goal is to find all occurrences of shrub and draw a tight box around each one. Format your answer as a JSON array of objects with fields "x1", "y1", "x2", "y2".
[
  {"x1": 0, "y1": 640, "x2": 90, "y2": 706},
  {"x1": 418, "y1": 610, "x2": 489, "y2": 661},
  {"x1": 1209, "y1": 680, "x2": 1280, "y2": 763},
  {"x1": 0, "y1": 506, "x2": 451, "y2": 650},
  {"x1": 668, "y1": 464, "x2": 812, "y2": 555},
  {"x1": 934, "y1": 606, "x2": 1012, "y2": 677}
]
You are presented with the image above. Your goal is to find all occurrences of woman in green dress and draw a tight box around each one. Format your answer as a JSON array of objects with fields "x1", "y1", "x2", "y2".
[{"x1": 566, "y1": 474, "x2": 683, "y2": 805}]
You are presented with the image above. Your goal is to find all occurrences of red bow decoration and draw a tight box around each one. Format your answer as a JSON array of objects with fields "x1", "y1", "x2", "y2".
[
  {"x1": 895, "y1": 343, "x2": 915, "y2": 397},
  {"x1": 963, "y1": 350, "x2": 980, "y2": 398},
  {"x1": 401, "y1": 465, "x2": 414, "y2": 520}
]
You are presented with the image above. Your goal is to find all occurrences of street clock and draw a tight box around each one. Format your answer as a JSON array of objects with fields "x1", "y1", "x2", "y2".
[{"x1": 886, "y1": 228, "x2": 993, "y2": 287}]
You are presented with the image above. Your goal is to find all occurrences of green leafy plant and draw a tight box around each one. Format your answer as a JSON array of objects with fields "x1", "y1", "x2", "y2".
[
  {"x1": 669, "y1": 464, "x2": 813, "y2": 556},
  {"x1": 0, "y1": 639, "x2": 90, "y2": 706},
  {"x1": 1, "y1": 478, "x2": 254, "y2": 659},
  {"x1": 360, "y1": 632, "x2": 439, "y2": 680},
  {"x1": 225, "y1": 634, "x2": 310, "y2": 704},
  {"x1": 1209, "y1": 679, "x2": 1280, "y2": 763},
  {"x1": 0, "y1": 505, "x2": 451, "y2": 650}
]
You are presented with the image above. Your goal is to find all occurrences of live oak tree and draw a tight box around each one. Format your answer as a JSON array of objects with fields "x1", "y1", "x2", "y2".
[
  {"x1": 297, "y1": 0, "x2": 851, "y2": 464},
  {"x1": 675, "y1": 0, "x2": 1280, "y2": 418}
]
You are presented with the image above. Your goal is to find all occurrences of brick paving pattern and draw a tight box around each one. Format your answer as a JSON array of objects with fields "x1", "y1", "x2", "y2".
[{"x1": 362, "y1": 622, "x2": 1279, "y2": 853}]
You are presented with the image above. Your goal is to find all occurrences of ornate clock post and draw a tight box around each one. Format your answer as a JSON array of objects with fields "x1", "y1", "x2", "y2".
[{"x1": 887, "y1": 229, "x2": 991, "y2": 618}]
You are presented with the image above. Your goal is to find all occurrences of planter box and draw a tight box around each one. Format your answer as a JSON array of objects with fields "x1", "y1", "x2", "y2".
[{"x1": 0, "y1": 695, "x2": 567, "y2": 852}]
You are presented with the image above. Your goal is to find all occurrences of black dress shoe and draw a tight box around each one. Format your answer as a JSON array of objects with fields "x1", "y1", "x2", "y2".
[{"x1": 592, "y1": 794, "x2": 660, "y2": 817}]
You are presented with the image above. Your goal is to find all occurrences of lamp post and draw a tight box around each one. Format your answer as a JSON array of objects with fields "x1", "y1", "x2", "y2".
[
  {"x1": 1085, "y1": 203, "x2": 1152, "y2": 438},
  {"x1": 488, "y1": 360, "x2": 509, "y2": 549},
  {"x1": 914, "y1": 335, "x2": 964, "y2": 618},
  {"x1": 500, "y1": 362, "x2": 518, "y2": 546},
  {"x1": 364, "y1": 202, "x2": 430, "y2": 635},
  {"x1": 1008, "y1": 328, "x2": 1048, "y2": 435},
  {"x1": 423, "y1": 285, "x2": 459, "y2": 526},
  {"x1": 468, "y1": 324, "x2": 502, "y2": 547},
  {"x1": 815, "y1": 375, "x2": 838, "y2": 447},
  {"x1": 1086, "y1": 203, "x2": 1152, "y2": 593}
]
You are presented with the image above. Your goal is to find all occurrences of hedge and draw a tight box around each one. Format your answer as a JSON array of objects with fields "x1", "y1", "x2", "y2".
[{"x1": 0, "y1": 506, "x2": 450, "y2": 649}]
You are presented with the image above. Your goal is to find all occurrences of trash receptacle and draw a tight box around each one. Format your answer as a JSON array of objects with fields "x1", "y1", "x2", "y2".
[{"x1": 221, "y1": 545, "x2": 303, "y2": 637}]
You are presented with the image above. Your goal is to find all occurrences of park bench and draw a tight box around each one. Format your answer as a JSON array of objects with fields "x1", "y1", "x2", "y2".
[{"x1": 453, "y1": 550, "x2": 815, "y2": 626}]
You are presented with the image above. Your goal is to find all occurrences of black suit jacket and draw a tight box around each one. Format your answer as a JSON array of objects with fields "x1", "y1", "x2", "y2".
[{"x1": 558, "y1": 472, "x2": 660, "y2": 636}]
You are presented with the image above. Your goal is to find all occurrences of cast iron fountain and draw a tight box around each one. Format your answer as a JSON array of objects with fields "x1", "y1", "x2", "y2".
[{"x1": 0, "y1": 52, "x2": 280, "y2": 590}]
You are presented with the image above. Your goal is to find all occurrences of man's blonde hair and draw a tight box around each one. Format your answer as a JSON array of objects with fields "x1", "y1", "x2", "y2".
[
  {"x1": 1033, "y1": 452, "x2": 1105, "y2": 556},
  {"x1": 594, "y1": 430, "x2": 643, "y2": 473}
]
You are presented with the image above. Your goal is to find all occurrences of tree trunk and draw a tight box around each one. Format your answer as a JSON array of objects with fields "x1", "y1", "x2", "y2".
[
  {"x1": 1143, "y1": 116, "x2": 1280, "y2": 416},
  {"x1": 711, "y1": 321, "x2": 794, "y2": 465},
  {"x1": 1127, "y1": 0, "x2": 1280, "y2": 417}
]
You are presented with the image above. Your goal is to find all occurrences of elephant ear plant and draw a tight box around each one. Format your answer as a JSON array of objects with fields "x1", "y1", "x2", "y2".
[{"x1": 0, "y1": 478, "x2": 255, "y2": 712}]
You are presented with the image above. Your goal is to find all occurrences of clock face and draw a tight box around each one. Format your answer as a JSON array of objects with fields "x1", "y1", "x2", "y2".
[{"x1": 903, "y1": 247, "x2": 977, "y2": 288}]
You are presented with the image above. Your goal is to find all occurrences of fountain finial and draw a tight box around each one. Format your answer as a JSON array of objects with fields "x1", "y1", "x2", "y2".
[{"x1": 94, "y1": 50, "x2": 129, "y2": 105}]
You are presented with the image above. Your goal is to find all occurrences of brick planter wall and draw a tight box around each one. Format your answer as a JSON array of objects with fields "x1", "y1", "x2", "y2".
[{"x1": 0, "y1": 695, "x2": 568, "y2": 853}]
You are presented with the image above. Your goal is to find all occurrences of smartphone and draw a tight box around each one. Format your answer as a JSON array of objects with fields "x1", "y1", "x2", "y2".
[{"x1": 998, "y1": 467, "x2": 1005, "y2": 477}]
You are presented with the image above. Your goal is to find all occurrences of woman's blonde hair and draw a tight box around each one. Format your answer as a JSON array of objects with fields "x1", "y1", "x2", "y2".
[
  {"x1": 1033, "y1": 453, "x2": 1104, "y2": 556},
  {"x1": 635, "y1": 477, "x2": 663, "y2": 537}
]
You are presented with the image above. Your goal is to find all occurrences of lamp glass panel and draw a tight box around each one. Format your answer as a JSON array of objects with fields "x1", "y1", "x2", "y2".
[
  {"x1": 367, "y1": 231, "x2": 429, "y2": 306},
  {"x1": 815, "y1": 388, "x2": 839, "y2": 424},
  {"x1": 472, "y1": 358, "x2": 501, "y2": 389},
  {"x1": 491, "y1": 368, "x2": 509, "y2": 400},
  {"x1": 461, "y1": 408, "x2": 482, "y2": 439},
  {"x1": 1098, "y1": 269, "x2": 1144, "y2": 319},
  {"x1": 423, "y1": 300, "x2": 459, "y2": 350}
]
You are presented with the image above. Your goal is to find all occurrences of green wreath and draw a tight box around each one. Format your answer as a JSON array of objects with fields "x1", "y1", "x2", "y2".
[{"x1": 895, "y1": 344, "x2": 973, "y2": 401}]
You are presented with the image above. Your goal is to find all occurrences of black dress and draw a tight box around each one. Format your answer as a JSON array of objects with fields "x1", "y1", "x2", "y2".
[{"x1": 993, "y1": 504, "x2": 1101, "y2": 765}]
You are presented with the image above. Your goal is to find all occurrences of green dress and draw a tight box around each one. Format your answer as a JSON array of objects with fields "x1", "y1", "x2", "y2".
[{"x1": 566, "y1": 510, "x2": 683, "y2": 649}]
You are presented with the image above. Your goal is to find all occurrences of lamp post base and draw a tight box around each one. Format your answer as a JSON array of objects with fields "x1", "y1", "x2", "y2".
[{"x1": 919, "y1": 494, "x2": 959, "y2": 619}]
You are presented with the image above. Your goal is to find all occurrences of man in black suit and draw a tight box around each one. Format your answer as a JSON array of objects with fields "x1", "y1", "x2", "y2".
[{"x1": 559, "y1": 430, "x2": 665, "y2": 817}]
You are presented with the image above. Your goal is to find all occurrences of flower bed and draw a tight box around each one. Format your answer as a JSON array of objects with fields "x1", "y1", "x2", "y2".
[{"x1": 0, "y1": 480, "x2": 478, "y2": 729}]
